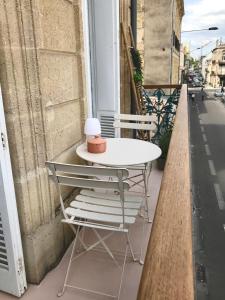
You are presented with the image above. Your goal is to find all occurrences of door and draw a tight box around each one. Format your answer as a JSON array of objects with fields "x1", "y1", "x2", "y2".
[
  {"x1": 0, "y1": 85, "x2": 27, "y2": 297},
  {"x1": 85, "y1": 0, "x2": 120, "y2": 137}
]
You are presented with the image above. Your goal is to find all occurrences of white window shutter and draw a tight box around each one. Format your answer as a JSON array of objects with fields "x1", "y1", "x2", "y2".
[{"x1": 0, "y1": 86, "x2": 27, "y2": 297}]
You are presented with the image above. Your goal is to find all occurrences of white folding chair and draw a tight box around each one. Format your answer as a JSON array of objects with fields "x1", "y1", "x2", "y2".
[
  {"x1": 46, "y1": 162, "x2": 143, "y2": 299},
  {"x1": 113, "y1": 114, "x2": 157, "y2": 222}
]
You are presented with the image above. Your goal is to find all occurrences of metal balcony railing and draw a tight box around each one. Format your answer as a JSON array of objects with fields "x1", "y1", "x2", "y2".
[{"x1": 142, "y1": 84, "x2": 181, "y2": 143}]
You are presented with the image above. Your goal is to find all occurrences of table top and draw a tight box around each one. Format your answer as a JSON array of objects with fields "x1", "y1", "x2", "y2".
[{"x1": 76, "y1": 138, "x2": 162, "y2": 166}]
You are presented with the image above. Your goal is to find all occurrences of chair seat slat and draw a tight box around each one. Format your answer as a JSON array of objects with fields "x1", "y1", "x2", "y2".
[
  {"x1": 61, "y1": 219, "x2": 129, "y2": 233},
  {"x1": 70, "y1": 200, "x2": 139, "y2": 216},
  {"x1": 76, "y1": 195, "x2": 142, "y2": 209},
  {"x1": 80, "y1": 190, "x2": 143, "y2": 203},
  {"x1": 65, "y1": 207, "x2": 136, "y2": 224}
]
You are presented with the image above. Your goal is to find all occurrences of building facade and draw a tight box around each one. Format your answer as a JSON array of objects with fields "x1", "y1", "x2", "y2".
[
  {"x1": 143, "y1": 0, "x2": 184, "y2": 85},
  {"x1": 209, "y1": 45, "x2": 225, "y2": 87},
  {"x1": 202, "y1": 52, "x2": 212, "y2": 84},
  {"x1": 0, "y1": 0, "x2": 133, "y2": 285}
]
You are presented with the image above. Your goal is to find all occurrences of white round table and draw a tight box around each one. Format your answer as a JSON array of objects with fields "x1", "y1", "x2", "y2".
[{"x1": 76, "y1": 138, "x2": 162, "y2": 166}]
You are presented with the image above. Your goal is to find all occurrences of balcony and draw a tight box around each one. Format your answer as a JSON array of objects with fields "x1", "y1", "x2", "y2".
[
  {"x1": 138, "y1": 84, "x2": 193, "y2": 299},
  {"x1": 0, "y1": 85, "x2": 192, "y2": 300},
  {"x1": 219, "y1": 60, "x2": 225, "y2": 65}
]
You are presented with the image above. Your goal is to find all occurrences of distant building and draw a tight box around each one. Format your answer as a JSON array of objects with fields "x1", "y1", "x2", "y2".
[
  {"x1": 202, "y1": 52, "x2": 212, "y2": 84},
  {"x1": 211, "y1": 45, "x2": 225, "y2": 87},
  {"x1": 204, "y1": 44, "x2": 225, "y2": 87},
  {"x1": 179, "y1": 44, "x2": 185, "y2": 83},
  {"x1": 143, "y1": 0, "x2": 184, "y2": 84}
]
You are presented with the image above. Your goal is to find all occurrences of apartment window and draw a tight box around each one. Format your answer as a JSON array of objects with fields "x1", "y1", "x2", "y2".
[
  {"x1": 173, "y1": 31, "x2": 180, "y2": 52},
  {"x1": 222, "y1": 51, "x2": 225, "y2": 61}
]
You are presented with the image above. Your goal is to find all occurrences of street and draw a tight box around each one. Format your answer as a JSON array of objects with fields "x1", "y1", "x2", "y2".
[{"x1": 190, "y1": 88, "x2": 225, "y2": 300}]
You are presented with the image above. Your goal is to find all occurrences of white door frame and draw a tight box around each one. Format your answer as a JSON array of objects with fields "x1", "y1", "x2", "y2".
[
  {"x1": 0, "y1": 85, "x2": 27, "y2": 297},
  {"x1": 82, "y1": 0, "x2": 93, "y2": 118},
  {"x1": 82, "y1": 0, "x2": 120, "y2": 138}
]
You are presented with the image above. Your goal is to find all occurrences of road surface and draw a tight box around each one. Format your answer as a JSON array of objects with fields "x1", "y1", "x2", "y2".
[{"x1": 189, "y1": 88, "x2": 225, "y2": 300}]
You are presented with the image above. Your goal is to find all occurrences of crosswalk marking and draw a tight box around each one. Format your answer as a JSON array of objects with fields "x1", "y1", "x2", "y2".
[
  {"x1": 202, "y1": 134, "x2": 207, "y2": 142},
  {"x1": 205, "y1": 144, "x2": 211, "y2": 156},
  {"x1": 208, "y1": 160, "x2": 216, "y2": 176},
  {"x1": 214, "y1": 183, "x2": 225, "y2": 210}
]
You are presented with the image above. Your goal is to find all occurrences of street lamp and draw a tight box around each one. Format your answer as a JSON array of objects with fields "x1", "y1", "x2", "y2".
[
  {"x1": 188, "y1": 42, "x2": 213, "y2": 56},
  {"x1": 182, "y1": 27, "x2": 218, "y2": 33},
  {"x1": 190, "y1": 47, "x2": 201, "y2": 53}
]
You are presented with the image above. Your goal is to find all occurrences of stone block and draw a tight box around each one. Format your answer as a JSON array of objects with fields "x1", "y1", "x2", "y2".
[
  {"x1": 38, "y1": 0, "x2": 78, "y2": 52},
  {"x1": 23, "y1": 213, "x2": 73, "y2": 283},
  {"x1": 45, "y1": 100, "x2": 82, "y2": 159},
  {"x1": 137, "y1": 28, "x2": 144, "y2": 44},
  {"x1": 137, "y1": 14, "x2": 144, "y2": 29},
  {"x1": 39, "y1": 52, "x2": 82, "y2": 106}
]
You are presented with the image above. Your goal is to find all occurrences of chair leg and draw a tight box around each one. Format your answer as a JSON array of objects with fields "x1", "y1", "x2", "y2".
[
  {"x1": 93, "y1": 229, "x2": 121, "y2": 268},
  {"x1": 126, "y1": 233, "x2": 137, "y2": 262},
  {"x1": 117, "y1": 241, "x2": 128, "y2": 300},
  {"x1": 58, "y1": 226, "x2": 80, "y2": 297},
  {"x1": 143, "y1": 169, "x2": 151, "y2": 223},
  {"x1": 139, "y1": 221, "x2": 147, "y2": 265},
  {"x1": 72, "y1": 231, "x2": 114, "y2": 262},
  {"x1": 68, "y1": 223, "x2": 87, "y2": 251},
  {"x1": 146, "y1": 163, "x2": 152, "y2": 198}
]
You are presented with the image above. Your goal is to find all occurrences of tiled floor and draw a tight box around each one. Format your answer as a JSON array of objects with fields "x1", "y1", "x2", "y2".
[{"x1": 0, "y1": 165, "x2": 163, "y2": 300}]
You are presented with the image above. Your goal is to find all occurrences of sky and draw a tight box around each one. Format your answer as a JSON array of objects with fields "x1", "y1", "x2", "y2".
[{"x1": 182, "y1": 0, "x2": 225, "y2": 58}]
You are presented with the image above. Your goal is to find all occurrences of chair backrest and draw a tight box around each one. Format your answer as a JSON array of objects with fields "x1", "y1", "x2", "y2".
[
  {"x1": 113, "y1": 113, "x2": 156, "y2": 131},
  {"x1": 46, "y1": 162, "x2": 130, "y2": 227}
]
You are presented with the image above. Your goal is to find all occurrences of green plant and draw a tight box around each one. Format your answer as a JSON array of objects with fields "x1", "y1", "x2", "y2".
[
  {"x1": 133, "y1": 70, "x2": 143, "y2": 83},
  {"x1": 158, "y1": 129, "x2": 172, "y2": 160},
  {"x1": 130, "y1": 48, "x2": 143, "y2": 84}
]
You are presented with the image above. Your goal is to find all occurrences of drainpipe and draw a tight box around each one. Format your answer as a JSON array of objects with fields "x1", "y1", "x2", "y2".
[
  {"x1": 131, "y1": 0, "x2": 137, "y2": 116},
  {"x1": 131, "y1": 0, "x2": 137, "y2": 46},
  {"x1": 170, "y1": 0, "x2": 175, "y2": 84}
]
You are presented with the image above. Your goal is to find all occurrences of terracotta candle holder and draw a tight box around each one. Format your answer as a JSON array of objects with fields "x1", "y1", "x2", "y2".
[{"x1": 87, "y1": 136, "x2": 106, "y2": 153}]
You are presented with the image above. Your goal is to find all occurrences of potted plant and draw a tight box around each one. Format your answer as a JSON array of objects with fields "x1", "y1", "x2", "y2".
[{"x1": 157, "y1": 129, "x2": 172, "y2": 170}]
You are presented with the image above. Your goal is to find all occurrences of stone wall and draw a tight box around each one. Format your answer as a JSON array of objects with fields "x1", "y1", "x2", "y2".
[
  {"x1": 172, "y1": 0, "x2": 182, "y2": 83},
  {"x1": 144, "y1": 0, "x2": 172, "y2": 84},
  {"x1": 143, "y1": 0, "x2": 184, "y2": 84},
  {"x1": 172, "y1": 54, "x2": 180, "y2": 84},
  {"x1": 137, "y1": 0, "x2": 144, "y2": 63},
  {"x1": 0, "y1": 0, "x2": 86, "y2": 283}
]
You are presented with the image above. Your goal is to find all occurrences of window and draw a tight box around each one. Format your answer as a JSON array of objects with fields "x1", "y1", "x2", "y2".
[
  {"x1": 222, "y1": 51, "x2": 225, "y2": 61},
  {"x1": 173, "y1": 31, "x2": 180, "y2": 52}
]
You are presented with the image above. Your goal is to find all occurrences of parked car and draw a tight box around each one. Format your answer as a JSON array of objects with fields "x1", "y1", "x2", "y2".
[
  {"x1": 214, "y1": 91, "x2": 223, "y2": 97},
  {"x1": 192, "y1": 81, "x2": 203, "y2": 87}
]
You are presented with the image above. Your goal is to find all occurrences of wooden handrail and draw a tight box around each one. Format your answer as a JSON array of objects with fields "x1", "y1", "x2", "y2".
[
  {"x1": 137, "y1": 84, "x2": 194, "y2": 300},
  {"x1": 143, "y1": 84, "x2": 182, "y2": 89}
]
